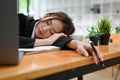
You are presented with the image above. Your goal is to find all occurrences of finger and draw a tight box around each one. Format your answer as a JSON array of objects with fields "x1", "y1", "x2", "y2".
[
  {"x1": 54, "y1": 33, "x2": 67, "y2": 37},
  {"x1": 84, "y1": 43, "x2": 93, "y2": 55},
  {"x1": 60, "y1": 33, "x2": 67, "y2": 37},
  {"x1": 53, "y1": 33, "x2": 66, "y2": 38},
  {"x1": 95, "y1": 47, "x2": 104, "y2": 61},
  {"x1": 91, "y1": 51, "x2": 98, "y2": 64},
  {"x1": 76, "y1": 47, "x2": 89, "y2": 57},
  {"x1": 87, "y1": 44, "x2": 99, "y2": 64}
]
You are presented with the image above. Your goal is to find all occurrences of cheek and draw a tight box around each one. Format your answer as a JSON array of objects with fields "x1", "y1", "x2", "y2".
[{"x1": 43, "y1": 32, "x2": 52, "y2": 38}]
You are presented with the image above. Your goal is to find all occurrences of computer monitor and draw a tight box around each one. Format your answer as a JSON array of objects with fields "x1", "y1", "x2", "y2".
[{"x1": 0, "y1": 0, "x2": 23, "y2": 65}]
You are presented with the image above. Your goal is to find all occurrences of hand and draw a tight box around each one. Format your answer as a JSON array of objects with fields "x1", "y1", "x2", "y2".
[
  {"x1": 47, "y1": 33, "x2": 67, "y2": 45},
  {"x1": 76, "y1": 41, "x2": 103, "y2": 64}
]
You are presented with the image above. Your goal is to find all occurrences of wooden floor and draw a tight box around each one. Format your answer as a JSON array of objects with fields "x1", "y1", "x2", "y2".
[{"x1": 70, "y1": 67, "x2": 120, "y2": 80}]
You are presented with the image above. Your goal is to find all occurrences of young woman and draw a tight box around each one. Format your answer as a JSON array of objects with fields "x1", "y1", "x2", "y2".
[{"x1": 19, "y1": 12, "x2": 103, "y2": 64}]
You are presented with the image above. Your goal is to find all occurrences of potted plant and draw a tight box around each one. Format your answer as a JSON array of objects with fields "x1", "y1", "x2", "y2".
[
  {"x1": 97, "y1": 17, "x2": 112, "y2": 45},
  {"x1": 86, "y1": 26, "x2": 99, "y2": 46},
  {"x1": 115, "y1": 25, "x2": 120, "y2": 33}
]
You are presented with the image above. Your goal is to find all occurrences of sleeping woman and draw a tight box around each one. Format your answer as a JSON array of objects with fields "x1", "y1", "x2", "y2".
[{"x1": 19, "y1": 11, "x2": 103, "y2": 64}]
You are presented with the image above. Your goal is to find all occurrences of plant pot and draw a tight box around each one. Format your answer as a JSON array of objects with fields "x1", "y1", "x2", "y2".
[
  {"x1": 89, "y1": 37, "x2": 99, "y2": 46},
  {"x1": 99, "y1": 34, "x2": 110, "y2": 45}
]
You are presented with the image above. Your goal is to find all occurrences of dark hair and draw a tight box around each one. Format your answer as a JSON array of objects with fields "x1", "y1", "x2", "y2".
[{"x1": 42, "y1": 12, "x2": 75, "y2": 35}]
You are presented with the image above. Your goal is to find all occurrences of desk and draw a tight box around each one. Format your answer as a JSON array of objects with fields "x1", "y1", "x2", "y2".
[
  {"x1": 110, "y1": 33, "x2": 120, "y2": 43},
  {"x1": 0, "y1": 44, "x2": 120, "y2": 80}
]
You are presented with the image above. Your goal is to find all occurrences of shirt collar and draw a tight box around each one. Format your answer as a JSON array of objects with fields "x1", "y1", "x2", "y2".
[{"x1": 31, "y1": 21, "x2": 40, "y2": 38}]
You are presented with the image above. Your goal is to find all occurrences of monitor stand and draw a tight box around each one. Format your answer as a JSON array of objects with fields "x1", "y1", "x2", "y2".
[{"x1": 18, "y1": 51, "x2": 24, "y2": 62}]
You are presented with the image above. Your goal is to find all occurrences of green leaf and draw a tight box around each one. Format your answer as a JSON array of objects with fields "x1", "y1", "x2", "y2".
[{"x1": 97, "y1": 17, "x2": 112, "y2": 35}]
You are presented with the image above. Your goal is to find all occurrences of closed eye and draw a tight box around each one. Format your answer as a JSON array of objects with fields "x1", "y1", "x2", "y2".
[
  {"x1": 46, "y1": 20, "x2": 57, "y2": 34},
  {"x1": 46, "y1": 20, "x2": 52, "y2": 26}
]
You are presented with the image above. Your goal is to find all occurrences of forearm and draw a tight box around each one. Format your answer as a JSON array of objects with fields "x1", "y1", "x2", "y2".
[
  {"x1": 34, "y1": 39, "x2": 51, "y2": 47},
  {"x1": 66, "y1": 40, "x2": 79, "y2": 49}
]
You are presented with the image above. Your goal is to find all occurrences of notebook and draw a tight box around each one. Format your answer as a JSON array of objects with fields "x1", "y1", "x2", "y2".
[{"x1": 19, "y1": 46, "x2": 60, "y2": 55}]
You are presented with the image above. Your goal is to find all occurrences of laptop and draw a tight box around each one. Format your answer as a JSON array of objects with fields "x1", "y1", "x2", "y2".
[{"x1": 0, "y1": 0, "x2": 23, "y2": 65}]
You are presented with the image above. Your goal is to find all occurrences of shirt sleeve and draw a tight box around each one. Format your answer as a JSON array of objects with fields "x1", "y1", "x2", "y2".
[
  {"x1": 19, "y1": 36, "x2": 35, "y2": 48},
  {"x1": 18, "y1": 13, "x2": 38, "y2": 48},
  {"x1": 52, "y1": 36, "x2": 73, "y2": 50}
]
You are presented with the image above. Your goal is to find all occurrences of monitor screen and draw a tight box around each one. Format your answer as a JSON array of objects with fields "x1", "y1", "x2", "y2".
[{"x1": 0, "y1": 0, "x2": 23, "y2": 65}]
